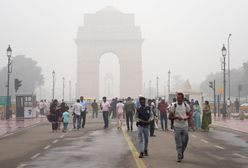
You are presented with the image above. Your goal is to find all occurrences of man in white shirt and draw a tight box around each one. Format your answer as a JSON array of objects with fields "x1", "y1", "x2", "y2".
[
  {"x1": 116, "y1": 99, "x2": 124, "y2": 129},
  {"x1": 72, "y1": 99, "x2": 83, "y2": 130},
  {"x1": 100, "y1": 96, "x2": 110, "y2": 129},
  {"x1": 169, "y1": 92, "x2": 190, "y2": 162},
  {"x1": 39, "y1": 100, "x2": 45, "y2": 116}
]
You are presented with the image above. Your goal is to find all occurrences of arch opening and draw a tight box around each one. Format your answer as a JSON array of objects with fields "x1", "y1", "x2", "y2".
[{"x1": 99, "y1": 53, "x2": 120, "y2": 99}]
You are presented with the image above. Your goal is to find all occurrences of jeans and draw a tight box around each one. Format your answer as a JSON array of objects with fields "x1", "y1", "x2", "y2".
[
  {"x1": 174, "y1": 127, "x2": 189, "y2": 157},
  {"x1": 138, "y1": 126, "x2": 149, "y2": 153},
  {"x1": 73, "y1": 114, "x2": 81, "y2": 129},
  {"x1": 102, "y1": 111, "x2": 109, "y2": 128},
  {"x1": 52, "y1": 121, "x2": 58, "y2": 130},
  {"x1": 93, "y1": 109, "x2": 98, "y2": 118},
  {"x1": 160, "y1": 112, "x2": 168, "y2": 130},
  {"x1": 63, "y1": 123, "x2": 68, "y2": 131},
  {"x1": 40, "y1": 108, "x2": 44, "y2": 115},
  {"x1": 126, "y1": 111, "x2": 133, "y2": 130},
  {"x1": 150, "y1": 120, "x2": 155, "y2": 136},
  {"x1": 50, "y1": 115, "x2": 58, "y2": 130},
  {"x1": 81, "y1": 111, "x2": 86, "y2": 128}
]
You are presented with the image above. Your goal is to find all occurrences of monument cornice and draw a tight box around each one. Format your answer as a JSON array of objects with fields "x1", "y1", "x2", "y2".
[{"x1": 75, "y1": 38, "x2": 144, "y2": 44}]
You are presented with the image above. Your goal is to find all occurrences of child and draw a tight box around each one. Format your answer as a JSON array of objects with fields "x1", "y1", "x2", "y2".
[{"x1": 62, "y1": 106, "x2": 70, "y2": 132}]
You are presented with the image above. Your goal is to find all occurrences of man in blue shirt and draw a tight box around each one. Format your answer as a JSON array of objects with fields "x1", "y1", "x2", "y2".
[
  {"x1": 136, "y1": 96, "x2": 153, "y2": 158},
  {"x1": 80, "y1": 96, "x2": 88, "y2": 128}
]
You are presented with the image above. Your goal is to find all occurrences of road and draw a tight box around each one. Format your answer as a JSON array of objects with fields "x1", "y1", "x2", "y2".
[{"x1": 0, "y1": 117, "x2": 247, "y2": 168}]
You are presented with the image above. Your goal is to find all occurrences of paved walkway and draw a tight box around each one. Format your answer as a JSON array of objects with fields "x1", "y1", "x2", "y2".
[
  {"x1": 211, "y1": 116, "x2": 248, "y2": 133},
  {"x1": 0, "y1": 116, "x2": 46, "y2": 137},
  {"x1": 0, "y1": 114, "x2": 247, "y2": 138}
]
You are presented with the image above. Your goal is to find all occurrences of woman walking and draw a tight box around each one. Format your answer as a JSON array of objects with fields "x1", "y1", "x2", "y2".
[
  {"x1": 193, "y1": 100, "x2": 201, "y2": 130},
  {"x1": 50, "y1": 99, "x2": 59, "y2": 132},
  {"x1": 201, "y1": 101, "x2": 212, "y2": 131}
]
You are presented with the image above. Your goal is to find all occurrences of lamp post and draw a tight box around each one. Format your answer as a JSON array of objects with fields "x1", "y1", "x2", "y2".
[
  {"x1": 228, "y1": 34, "x2": 232, "y2": 101},
  {"x1": 238, "y1": 84, "x2": 242, "y2": 103},
  {"x1": 149, "y1": 80, "x2": 151, "y2": 99},
  {"x1": 143, "y1": 82, "x2": 146, "y2": 97},
  {"x1": 6, "y1": 45, "x2": 12, "y2": 119},
  {"x1": 222, "y1": 44, "x2": 227, "y2": 118},
  {"x1": 168, "y1": 70, "x2": 171, "y2": 100},
  {"x1": 62, "y1": 77, "x2": 65, "y2": 101},
  {"x1": 69, "y1": 80, "x2": 71, "y2": 101},
  {"x1": 52, "y1": 70, "x2": 55, "y2": 100},
  {"x1": 209, "y1": 80, "x2": 216, "y2": 117},
  {"x1": 156, "y1": 76, "x2": 159, "y2": 98}
]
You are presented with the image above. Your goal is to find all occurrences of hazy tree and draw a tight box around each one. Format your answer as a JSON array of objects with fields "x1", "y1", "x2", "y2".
[
  {"x1": 243, "y1": 61, "x2": 248, "y2": 73},
  {"x1": 0, "y1": 55, "x2": 44, "y2": 97},
  {"x1": 200, "y1": 60, "x2": 248, "y2": 99},
  {"x1": 173, "y1": 75, "x2": 184, "y2": 91},
  {"x1": 241, "y1": 61, "x2": 248, "y2": 96}
]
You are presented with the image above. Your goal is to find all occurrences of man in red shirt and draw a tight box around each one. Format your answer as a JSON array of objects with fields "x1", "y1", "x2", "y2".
[{"x1": 158, "y1": 97, "x2": 169, "y2": 131}]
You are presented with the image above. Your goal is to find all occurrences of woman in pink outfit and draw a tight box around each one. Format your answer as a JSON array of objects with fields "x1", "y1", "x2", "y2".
[{"x1": 116, "y1": 99, "x2": 125, "y2": 130}]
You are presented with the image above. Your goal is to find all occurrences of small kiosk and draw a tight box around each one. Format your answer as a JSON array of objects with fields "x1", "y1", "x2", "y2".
[{"x1": 16, "y1": 94, "x2": 37, "y2": 118}]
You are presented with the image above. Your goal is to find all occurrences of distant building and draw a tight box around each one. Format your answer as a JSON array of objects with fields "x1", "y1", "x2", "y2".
[
  {"x1": 75, "y1": 6, "x2": 143, "y2": 99},
  {"x1": 169, "y1": 80, "x2": 203, "y2": 104}
]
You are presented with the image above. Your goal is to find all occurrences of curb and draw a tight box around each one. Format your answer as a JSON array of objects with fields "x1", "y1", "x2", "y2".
[
  {"x1": 210, "y1": 123, "x2": 248, "y2": 134},
  {"x1": 0, "y1": 119, "x2": 45, "y2": 139}
]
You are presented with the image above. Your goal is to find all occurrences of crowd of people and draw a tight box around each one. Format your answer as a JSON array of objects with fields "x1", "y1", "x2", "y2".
[{"x1": 38, "y1": 93, "x2": 213, "y2": 163}]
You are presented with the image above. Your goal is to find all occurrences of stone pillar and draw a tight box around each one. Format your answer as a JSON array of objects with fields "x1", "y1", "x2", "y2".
[{"x1": 76, "y1": 44, "x2": 100, "y2": 99}]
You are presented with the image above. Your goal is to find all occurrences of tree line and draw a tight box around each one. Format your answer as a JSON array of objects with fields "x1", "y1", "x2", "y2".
[
  {"x1": 0, "y1": 55, "x2": 44, "y2": 98},
  {"x1": 200, "y1": 60, "x2": 248, "y2": 100}
]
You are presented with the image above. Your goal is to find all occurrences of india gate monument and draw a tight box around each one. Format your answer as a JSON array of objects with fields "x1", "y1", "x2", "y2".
[{"x1": 75, "y1": 6, "x2": 143, "y2": 99}]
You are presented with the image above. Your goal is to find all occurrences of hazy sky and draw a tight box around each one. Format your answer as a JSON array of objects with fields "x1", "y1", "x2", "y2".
[{"x1": 0, "y1": 0, "x2": 248, "y2": 99}]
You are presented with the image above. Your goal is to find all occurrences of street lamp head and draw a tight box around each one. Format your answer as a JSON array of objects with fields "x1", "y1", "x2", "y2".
[
  {"x1": 168, "y1": 70, "x2": 171, "y2": 74},
  {"x1": 52, "y1": 70, "x2": 55, "y2": 77},
  {"x1": 228, "y1": 33, "x2": 232, "y2": 38},
  {"x1": 222, "y1": 44, "x2": 227, "y2": 57},
  {"x1": 7, "y1": 45, "x2": 12, "y2": 58}
]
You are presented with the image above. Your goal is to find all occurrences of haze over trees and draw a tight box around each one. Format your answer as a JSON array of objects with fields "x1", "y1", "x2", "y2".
[
  {"x1": 200, "y1": 60, "x2": 248, "y2": 99},
  {"x1": 0, "y1": 55, "x2": 44, "y2": 97}
]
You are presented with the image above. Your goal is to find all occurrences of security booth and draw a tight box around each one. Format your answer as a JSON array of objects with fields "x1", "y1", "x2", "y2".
[{"x1": 16, "y1": 94, "x2": 37, "y2": 118}]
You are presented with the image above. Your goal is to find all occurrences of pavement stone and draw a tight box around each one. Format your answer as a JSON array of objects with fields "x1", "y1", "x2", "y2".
[
  {"x1": 211, "y1": 116, "x2": 248, "y2": 133},
  {"x1": 0, "y1": 116, "x2": 45, "y2": 137}
]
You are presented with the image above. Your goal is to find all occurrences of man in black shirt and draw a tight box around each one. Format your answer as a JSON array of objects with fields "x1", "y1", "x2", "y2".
[{"x1": 136, "y1": 96, "x2": 153, "y2": 158}]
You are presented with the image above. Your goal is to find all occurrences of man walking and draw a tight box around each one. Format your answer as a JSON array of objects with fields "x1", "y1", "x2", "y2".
[
  {"x1": 169, "y1": 92, "x2": 190, "y2": 162},
  {"x1": 124, "y1": 97, "x2": 135, "y2": 131},
  {"x1": 158, "y1": 97, "x2": 168, "y2": 131},
  {"x1": 169, "y1": 97, "x2": 176, "y2": 130},
  {"x1": 234, "y1": 98, "x2": 240, "y2": 113},
  {"x1": 111, "y1": 98, "x2": 118, "y2": 119},
  {"x1": 91, "y1": 99, "x2": 99, "y2": 118},
  {"x1": 149, "y1": 99, "x2": 157, "y2": 137},
  {"x1": 39, "y1": 100, "x2": 45, "y2": 116},
  {"x1": 72, "y1": 99, "x2": 82, "y2": 130},
  {"x1": 80, "y1": 96, "x2": 88, "y2": 128},
  {"x1": 136, "y1": 96, "x2": 153, "y2": 158},
  {"x1": 100, "y1": 96, "x2": 110, "y2": 129}
]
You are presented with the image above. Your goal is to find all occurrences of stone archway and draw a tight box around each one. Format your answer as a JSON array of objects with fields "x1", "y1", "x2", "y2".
[
  {"x1": 75, "y1": 6, "x2": 143, "y2": 99},
  {"x1": 103, "y1": 73, "x2": 115, "y2": 98}
]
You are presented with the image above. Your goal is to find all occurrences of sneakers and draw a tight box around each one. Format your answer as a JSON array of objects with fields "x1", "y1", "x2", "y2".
[
  {"x1": 139, "y1": 152, "x2": 144, "y2": 158},
  {"x1": 177, "y1": 153, "x2": 184, "y2": 162},
  {"x1": 144, "y1": 150, "x2": 148, "y2": 156},
  {"x1": 139, "y1": 150, "x2": 148, "y2": 158}
]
